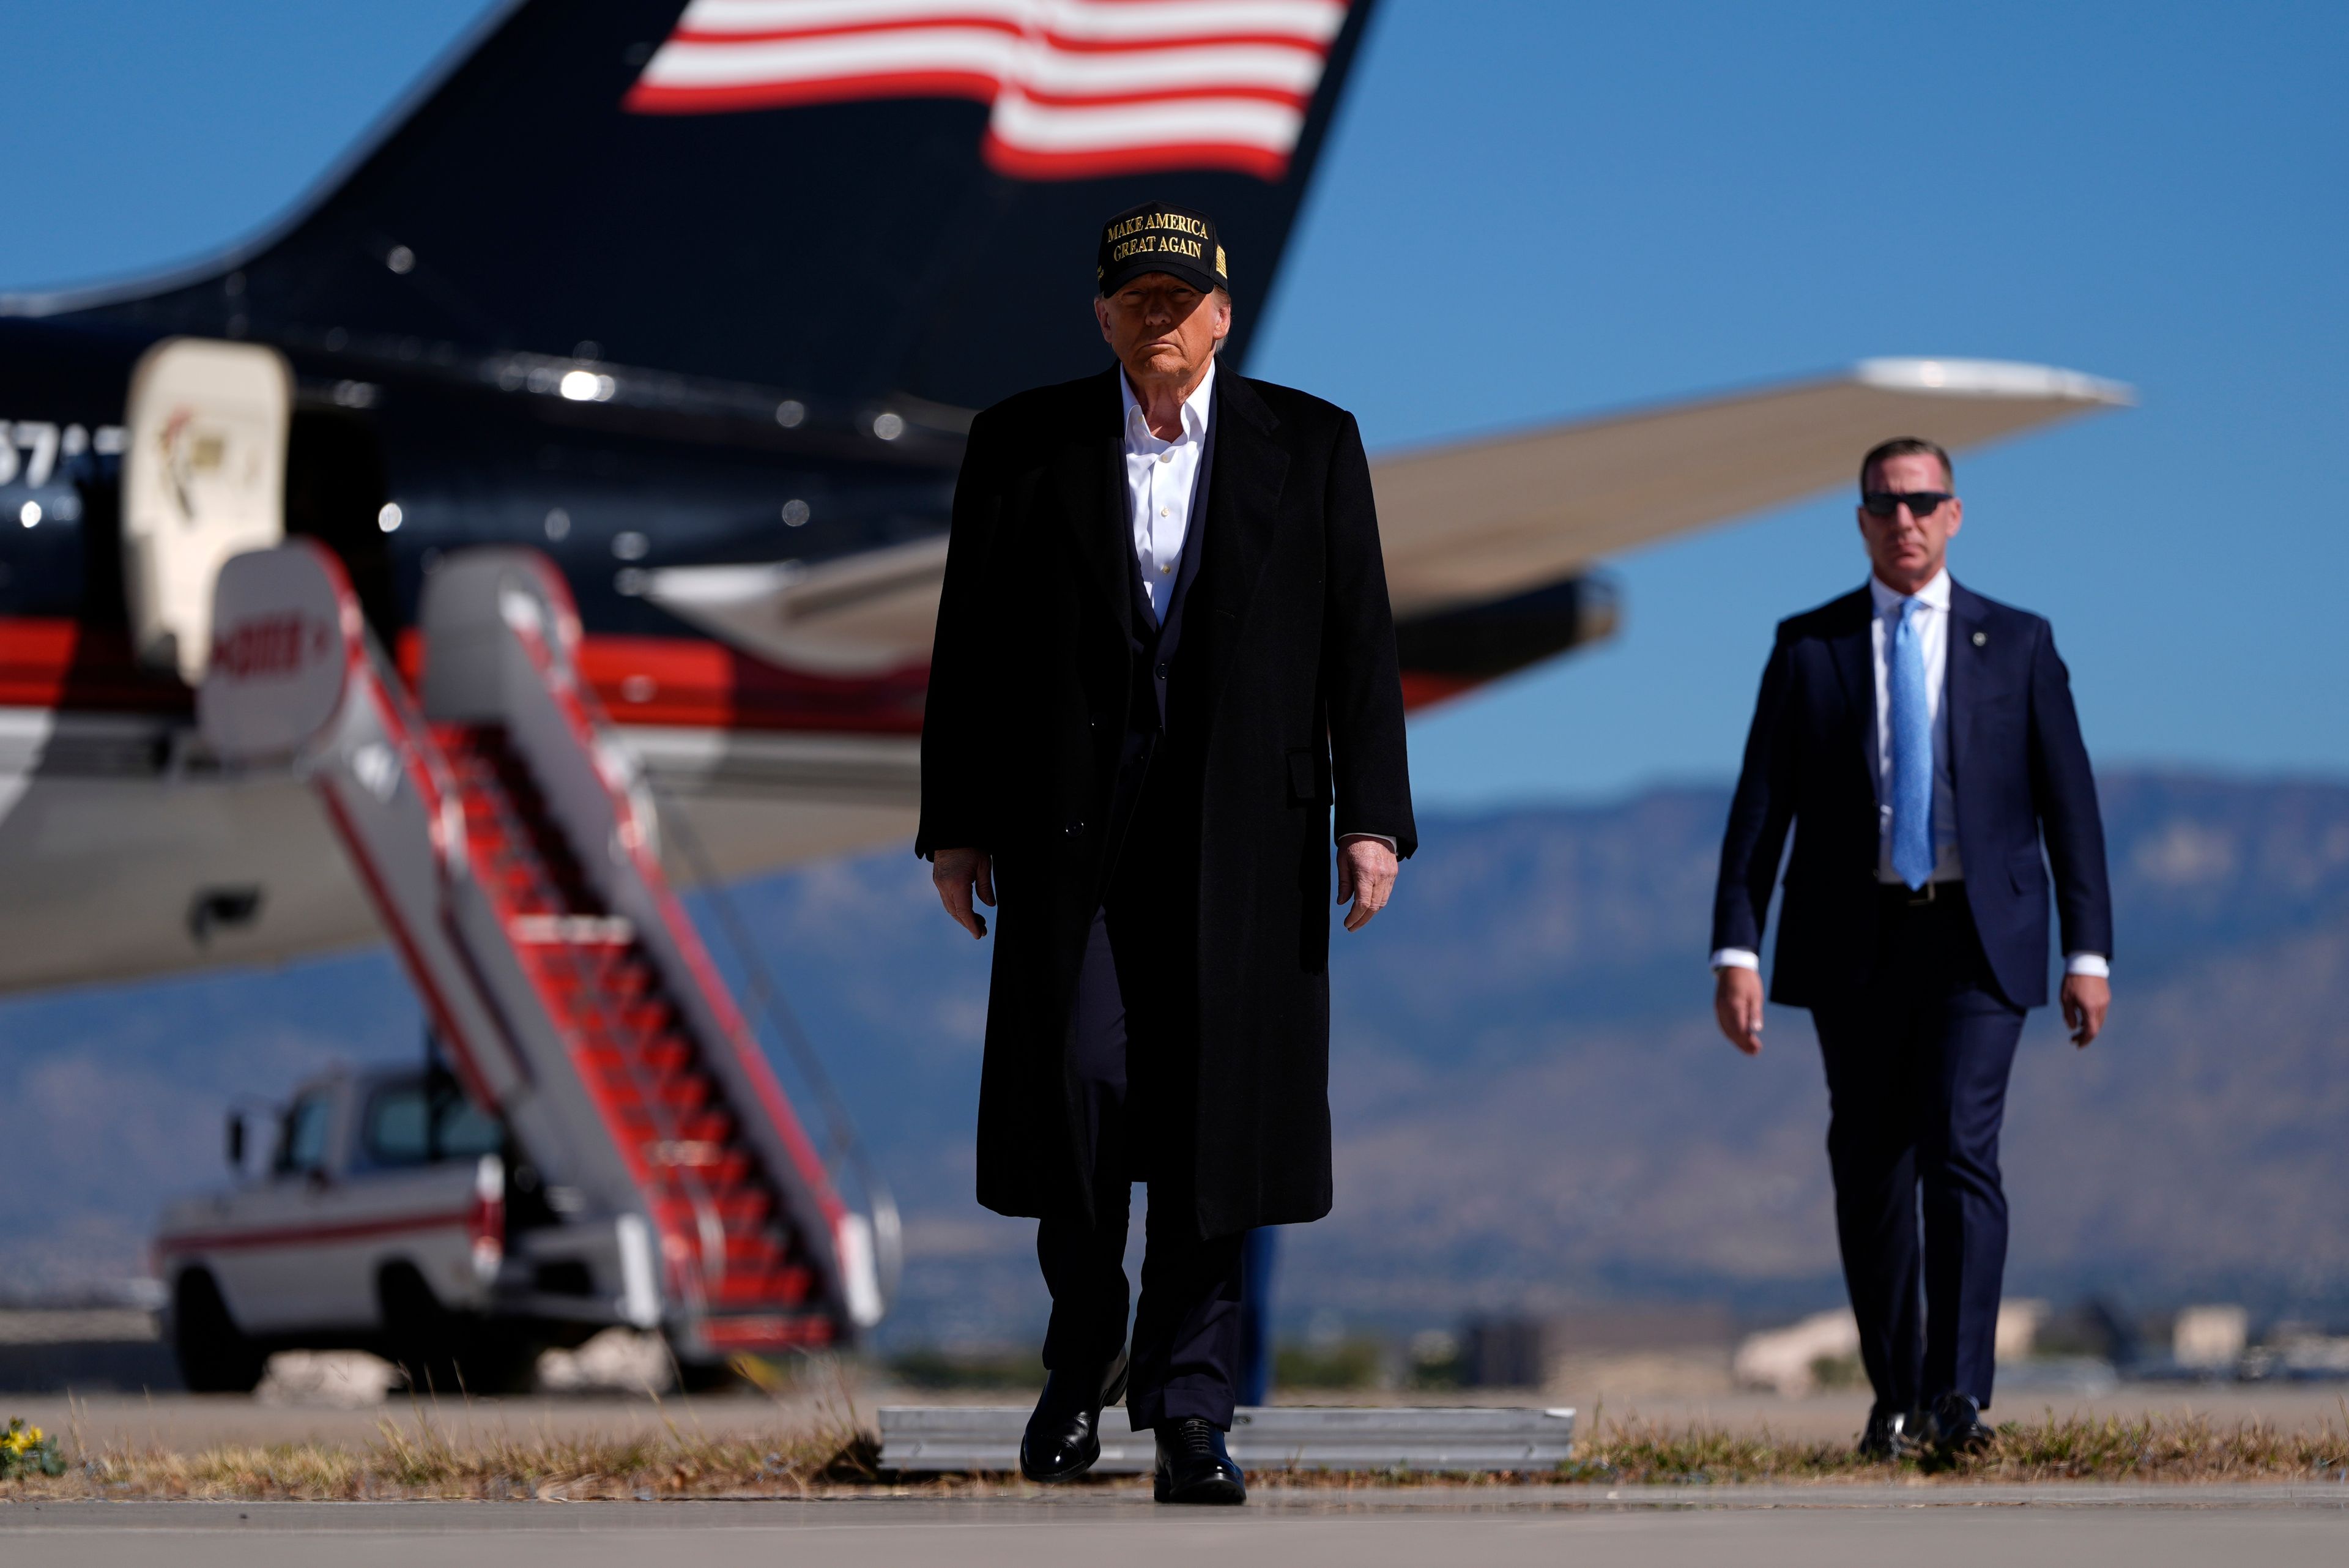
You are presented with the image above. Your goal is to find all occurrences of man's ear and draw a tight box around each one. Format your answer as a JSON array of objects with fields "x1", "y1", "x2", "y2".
[{"x1": 1094, "y1": 294, "x2": 1115, "y2": 346}]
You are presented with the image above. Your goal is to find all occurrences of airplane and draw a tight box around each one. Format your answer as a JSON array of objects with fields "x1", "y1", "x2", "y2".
[{"x1": 0, "y1": 0, "x2": 2132, "y2": 1003}]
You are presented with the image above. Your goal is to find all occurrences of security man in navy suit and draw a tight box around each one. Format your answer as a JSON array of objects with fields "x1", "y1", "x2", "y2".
[{"x1": 1710, "y1": 437, "x2": 2113, "y2": 1460}]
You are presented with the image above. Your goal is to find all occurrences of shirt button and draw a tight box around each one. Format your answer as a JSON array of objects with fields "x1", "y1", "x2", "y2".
[
  {"x1": 1064, "y1": 820, "x2": 1085, "y2": 837},
  {"x1": 1159, "y1": 451, "x2": 1174, "y2": 464},
  {"x1": 1159, "y1": 507, "x2": 1169, "y2": 516},
  {"x1": 1156, "y1": 663, "x2": 1168, "y2": 678}
]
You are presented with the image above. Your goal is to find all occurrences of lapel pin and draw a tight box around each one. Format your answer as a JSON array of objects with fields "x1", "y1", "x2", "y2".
[{"x1": 1972, "y1": 631, "x2": 1987, "y2": 647}]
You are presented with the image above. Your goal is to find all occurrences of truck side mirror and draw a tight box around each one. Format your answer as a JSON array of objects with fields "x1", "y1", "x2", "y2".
[{"x1": 226, "y1": 1111, "x2": 245, "y2": 1170}]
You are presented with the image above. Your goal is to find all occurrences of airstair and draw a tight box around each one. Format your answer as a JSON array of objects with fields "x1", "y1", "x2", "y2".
[{"x1": 197, "y1": 541, "x2": 888, "y2": 1359}]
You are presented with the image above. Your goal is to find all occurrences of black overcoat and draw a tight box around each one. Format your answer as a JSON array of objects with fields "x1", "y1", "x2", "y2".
[{"x1": 916, "y1": 365, "x2": 1416, "y2": 1238}]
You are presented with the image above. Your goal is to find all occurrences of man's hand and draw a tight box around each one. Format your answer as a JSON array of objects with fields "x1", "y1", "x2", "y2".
[
  {"x1": 2061, "y1": 973, "x2": 2109, "y2": 1047},
  {"x1": 1336, "y1": 837, "x2": 1398, "y2": 932},
  {"x1": 1714, "y1": 965, "x2": 1765, "y2": 1055},
  {"x1": 930, "y1": 847, "x2": 995, "y2": 940}
]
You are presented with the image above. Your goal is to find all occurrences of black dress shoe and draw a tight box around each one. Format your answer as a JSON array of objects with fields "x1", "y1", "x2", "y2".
[
  {"x1": 1926, "y1": 1392, "x2": 1995, "y2": 1457},
  {"x1": 1857, "y1": 1402, "x2": 1918, "y2": 1461},
  {"x1": 1153, "y1": 1417, "x2": 1246, "y2": 1505},
  {"x1": 1019, "y1": 1347, "x2": 1129, "y2": 1484}
]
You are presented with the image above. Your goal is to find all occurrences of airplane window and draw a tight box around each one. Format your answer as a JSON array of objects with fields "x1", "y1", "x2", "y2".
[{"x1": 275, "y1": 1094, "x2": 335, "y2": 1174}]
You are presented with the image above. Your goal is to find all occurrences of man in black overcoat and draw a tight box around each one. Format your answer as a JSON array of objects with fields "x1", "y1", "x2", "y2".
[
  {"x1": 1711, "y1": 438, "x2": 2113, "y2": 1461},
  {"x1": 918, "y1": 201, "x2": 1415, "y2": 1504}
]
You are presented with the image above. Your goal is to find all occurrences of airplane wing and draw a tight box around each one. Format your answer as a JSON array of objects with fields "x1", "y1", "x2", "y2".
[
  {"x1": 644, "y1": 535, "x2": 951, "y2": 677},
  {"x1": 1373, "y1": 357, "x2": 2132, "y2": 617},
  {"x1": 646, "y1": 357, "x2": 2132, "y2": 667}
]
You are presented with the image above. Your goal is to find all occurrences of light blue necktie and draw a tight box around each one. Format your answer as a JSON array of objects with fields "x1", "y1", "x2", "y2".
[{"x1": 1889, "y1": 596, "x2": 1935, "y2": 890}]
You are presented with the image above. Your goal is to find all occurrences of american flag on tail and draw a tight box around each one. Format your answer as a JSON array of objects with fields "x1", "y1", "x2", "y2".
[{"x1": 623, "y1": 0, "x2": 1354, "y2": 182}]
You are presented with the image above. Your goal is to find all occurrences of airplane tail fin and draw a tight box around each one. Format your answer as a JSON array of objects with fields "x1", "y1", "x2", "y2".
[{"x1": 21, "y1": 0, "x2": 1380, "y2": 409}]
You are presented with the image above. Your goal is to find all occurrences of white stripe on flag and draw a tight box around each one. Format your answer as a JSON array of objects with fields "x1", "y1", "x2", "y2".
[
  {"x1": 640, "y1": 35, "x2": 1321, "y2": 99},
  {"x1": 639, "y1": 30, "x2": 1023, "y2": 90},
  {"x1": 673, "y1": 0, "x2": 1343, "y2": 43},
  {"x1": 987, "y1": 89, "x2": 1306, "y2": 154}
]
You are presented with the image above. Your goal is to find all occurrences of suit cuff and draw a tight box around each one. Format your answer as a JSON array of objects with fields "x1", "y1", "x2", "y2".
[
  {"x1": 1710, "y1": 948, "x2": 1761, "y2": 973},
  {"x1": 2064, "y1": 952, "x2": 2110, "y2": 978},
  {"x1": 1338, "y1": 833, "x2": 1398, "y2": 853}
]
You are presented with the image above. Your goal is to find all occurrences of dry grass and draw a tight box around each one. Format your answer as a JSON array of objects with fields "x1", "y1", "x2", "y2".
[
  {"x1": 5, "y1": 1406, "x2": 2349, "y2": 1499},
  {"x1": 1556, "y1": 1406, "x2": 2349, "y2": 1486},
  {"x1": 0, "y1": 1401, "x2": 882, "y2": 1502}
]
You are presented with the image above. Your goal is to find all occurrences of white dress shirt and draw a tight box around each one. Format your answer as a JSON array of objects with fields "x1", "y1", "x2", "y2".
[
  {"x1": 1711, "y1": 568, "x2": 2107, "y2": 979},
  {"x1": 1114, "y1": 362, "x2": 1393, "y2": 858},
  {"x1": 1120, "y1": 359, "x2": 1214, "y2": 622}
]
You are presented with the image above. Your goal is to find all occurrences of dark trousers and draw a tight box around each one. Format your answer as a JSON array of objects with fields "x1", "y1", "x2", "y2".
[
  {"x1": 1809, "y1": 886, "x2": 2027, "y2": 1413},
  {"x1": 1036, "y1": 907, "x2": 1245, "y2": 1430}
]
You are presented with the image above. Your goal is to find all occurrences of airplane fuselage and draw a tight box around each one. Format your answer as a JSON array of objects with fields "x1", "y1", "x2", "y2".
[
  {"x1": 0, "y1": 313, "x2": 952, "y2": 730},
  {"x1": 0, "y1": 313, "x2": 955, "y2": 993}
]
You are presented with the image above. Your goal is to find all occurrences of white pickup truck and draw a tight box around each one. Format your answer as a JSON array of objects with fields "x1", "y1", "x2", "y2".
[{"x1": 155, "y1": 1063, "x2": 659, "y2": 1393}]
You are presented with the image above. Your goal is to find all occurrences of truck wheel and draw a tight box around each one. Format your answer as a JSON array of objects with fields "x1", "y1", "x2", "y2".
[
  {"x1": 674, "y1": 1354, "x2": 748, "y2": 1394},
  {"x1": 378, "y1": 1263, "x2": 465, "y2": 1394},
  {"x1": 450, "y1": 1330, "x2": 541, "y2": 1395},
  {"x1": 172, "y1": 1270, "x2": 267, "y2": 1394}
]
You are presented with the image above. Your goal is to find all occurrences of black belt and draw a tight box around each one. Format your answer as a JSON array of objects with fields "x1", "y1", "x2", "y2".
[{"x1": 1879, "y1": 879, "x2": 1963, "y2": 909}]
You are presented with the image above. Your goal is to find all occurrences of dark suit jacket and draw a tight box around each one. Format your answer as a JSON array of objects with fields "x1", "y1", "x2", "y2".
[
  {"x1": 1711, "y1": 580, "x2": 2112, "y2": 1009},
  {"x1": 918, "y1": 365, "x2": 1415, "y2": 1235}
]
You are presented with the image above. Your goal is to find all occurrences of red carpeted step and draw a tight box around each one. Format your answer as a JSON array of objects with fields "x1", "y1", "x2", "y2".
[{"x1": 425, "y1": 719, "x2": 836, "y2": 1340}]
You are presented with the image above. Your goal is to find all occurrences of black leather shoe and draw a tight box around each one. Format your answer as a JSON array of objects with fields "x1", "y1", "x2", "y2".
[
  {"x1": 1153, "y1": 1418, "x2": 1246, "y2": 1504},
  {"x1": 1925, "y1": 1392, "x2": 1995, "y2": 1457},
  {"x1": 1019, "y1": 1347, "x2": 1129, "y2": 1484},
  {"x1": 1857, "y1": 1402, "x2": 1919, "y2": 1461}
]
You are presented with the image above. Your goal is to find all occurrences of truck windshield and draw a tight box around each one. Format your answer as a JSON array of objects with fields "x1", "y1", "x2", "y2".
[
  {"x1": 275, "y1": 1093, "x2": 333, "y2": 1174},
  {"x1": 362, "y1": 1078, "x2": 504, "y2": 1167}
]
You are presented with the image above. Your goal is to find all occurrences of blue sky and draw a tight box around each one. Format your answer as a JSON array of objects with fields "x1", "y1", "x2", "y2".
[{"x1": 5, "y1": 0, "x2": 2343, "y2": 806}]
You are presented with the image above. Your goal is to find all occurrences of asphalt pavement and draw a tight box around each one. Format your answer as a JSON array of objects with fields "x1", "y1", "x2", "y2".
[{"x1": 6, "y1": 1490, "x2": 2349, "y2": 1568}]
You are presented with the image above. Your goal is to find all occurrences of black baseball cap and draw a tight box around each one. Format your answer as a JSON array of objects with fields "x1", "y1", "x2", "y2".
[{"x1": 1096, "y1": 201, "x2": 1228, "y2": 297}]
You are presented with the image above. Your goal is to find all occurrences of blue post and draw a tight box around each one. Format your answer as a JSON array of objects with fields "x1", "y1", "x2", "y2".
[{"x1": 1238, "y1": 1226, "x2": 1277, "y2": 1406}]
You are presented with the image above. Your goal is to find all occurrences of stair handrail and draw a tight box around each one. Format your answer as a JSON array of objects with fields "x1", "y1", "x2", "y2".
[
  {"x1": 440, "y1": 733, "x2": 732, "y2": 1312},
  {"x1": 421, "y1": 548, "x2": 872, "y2": 1337},
  {"x1": 649, "y1": 787, "x2": 905, "y2": 1314}
]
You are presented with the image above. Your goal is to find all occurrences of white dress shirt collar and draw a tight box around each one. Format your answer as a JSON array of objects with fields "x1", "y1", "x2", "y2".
[
  {"x1": 1120, "y1": 359, "x2": 1215, "y2": 448},
  {"x1": 1869, "y1": 567, "x2": 1951, "y2": 617}
]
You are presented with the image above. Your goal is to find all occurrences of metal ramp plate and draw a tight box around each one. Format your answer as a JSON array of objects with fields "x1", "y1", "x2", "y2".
[{"x1": 878, "y1": 1405, "x2": 1576, "y2": 1475}]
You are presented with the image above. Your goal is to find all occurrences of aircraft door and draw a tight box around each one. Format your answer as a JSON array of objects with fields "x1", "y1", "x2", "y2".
[
  {"x1": 121, "y1": 338, "x2": 291, "y2": 683},
  {"x1": 284, "y1": 408, "x2": 395, "y2": 644}
]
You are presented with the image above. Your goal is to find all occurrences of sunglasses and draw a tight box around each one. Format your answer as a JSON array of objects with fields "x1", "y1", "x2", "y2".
[{"x1": 1861, "y1": 490, "x2": 1954, "y2": 519}]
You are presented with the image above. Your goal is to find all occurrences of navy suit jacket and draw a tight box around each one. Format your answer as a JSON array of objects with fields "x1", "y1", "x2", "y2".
[{"x1": 1711, "y1": 580, "x2": 2113, "y2": 1009}]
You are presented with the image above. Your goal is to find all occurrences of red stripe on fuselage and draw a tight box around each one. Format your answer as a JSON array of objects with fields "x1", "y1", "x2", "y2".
[
  {"x1": 395, "y1": 628, "x2": 931, "y2": 736},
  {"x1": 0, "y1": 618, "x2": 191, "y2": 713},
  {"x1": 0, "y1": 615, "x2": 1477, "y2": 734},
  {"x1": 155, "y1": 1207, "x2": 474, "y2": 1254}
]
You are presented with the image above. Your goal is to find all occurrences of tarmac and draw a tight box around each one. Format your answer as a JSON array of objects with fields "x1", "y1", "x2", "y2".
[
  {"x1": 6, "y1": 1380, "x2": 2348, "y2": 1565},
  {"x1": 6, "y1": 1489, "x2": 2349, "y2": 1568}
]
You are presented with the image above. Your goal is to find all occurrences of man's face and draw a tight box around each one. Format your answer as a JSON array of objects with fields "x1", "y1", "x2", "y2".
[
  {"x1": 1857, "y1": 450, "x2": 1963, "y2": 590},
  {"x1": 1094, "y1": 273, "x2": 1229, "y2": 388}
]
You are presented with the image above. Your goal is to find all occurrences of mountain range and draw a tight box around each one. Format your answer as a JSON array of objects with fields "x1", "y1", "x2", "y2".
[{"x1": 6, "y1": 769, "x2": 2347, "y2": 1347}]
